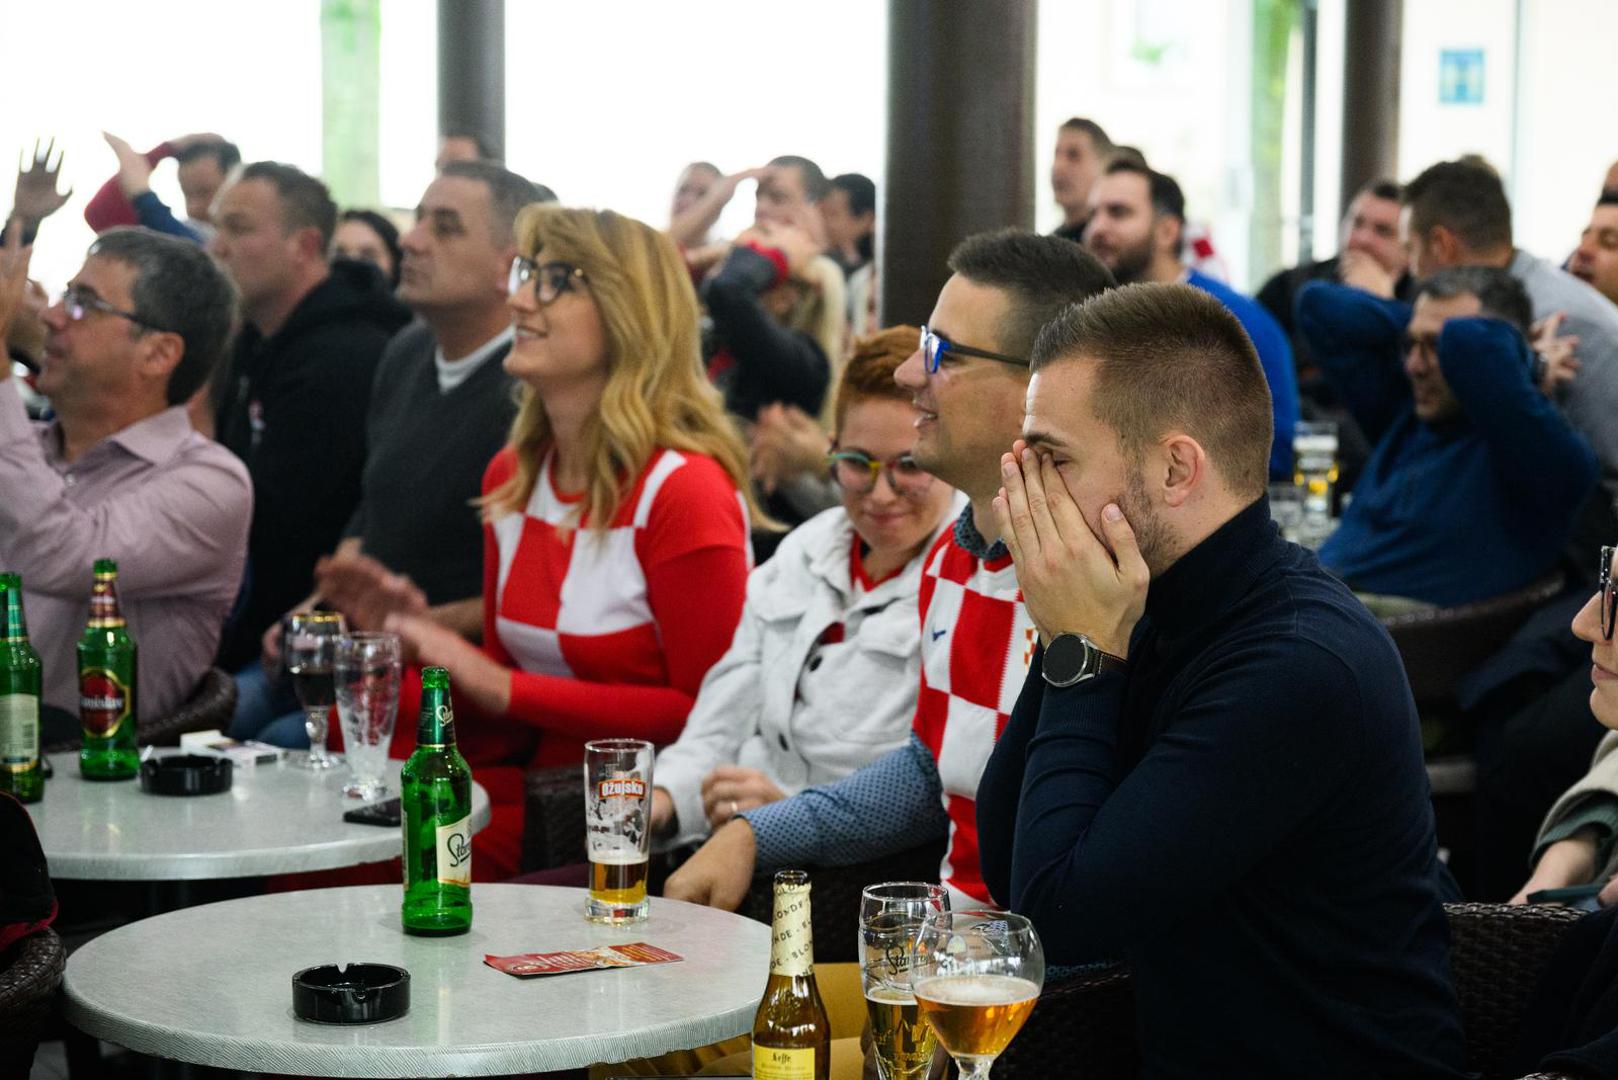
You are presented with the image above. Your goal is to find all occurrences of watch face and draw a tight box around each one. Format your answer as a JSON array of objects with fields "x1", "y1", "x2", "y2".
[{"x1": 1043, "y1": 634, "x2": 1093, "y2": 686}]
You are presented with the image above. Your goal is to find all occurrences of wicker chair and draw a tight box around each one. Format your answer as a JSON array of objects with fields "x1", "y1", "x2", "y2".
[
  {"x1": 1381, "y1": 573, "x2": 1566, "y2": 708},
  {"x1": 0, "y1": 928, "x2": 65, "y2": 1077},
  {"x1": 522, "y1": 764, "x2": 589, "y2": 872},
  {"x1": 987, "y1": 903, "x2": 1584, "y2": 1079},
  {"x1": 42, "y1": 665, "x2": 238, "y2": 755}
]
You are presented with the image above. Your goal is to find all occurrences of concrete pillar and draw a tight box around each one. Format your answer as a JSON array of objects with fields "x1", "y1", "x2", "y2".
[
  {"x1": 1340, "y1": 0, "x2": 1402, "y2": 217},
  {"x1": 879, "y1": 0, "x2": 1038, "y2": 326},
  {"x1": 437, "y1": 0, "x2": 505, "y2": 162}
]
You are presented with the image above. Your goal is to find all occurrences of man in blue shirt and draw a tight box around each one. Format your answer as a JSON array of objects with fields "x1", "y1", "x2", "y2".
[
  {"x1": 1084, "y1": 160, "x2": 1300, "y2": 479},
  {"x1": 1298, "y1": 267, "x2": 1596, "y2": 606}
]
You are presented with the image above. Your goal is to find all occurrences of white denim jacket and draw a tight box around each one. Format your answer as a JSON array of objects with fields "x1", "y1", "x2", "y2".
[{"x1": 654, "y1": 497, "x2": 962, "y2": 851}]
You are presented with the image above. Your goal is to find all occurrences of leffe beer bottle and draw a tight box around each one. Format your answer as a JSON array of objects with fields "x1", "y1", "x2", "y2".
[
  {"x1": 400, "y1": 667, "x2": 473, "y2": 935},
  {"x1": 751, "y1": 869, "x2": 831, "y2": 1080},
  {"x1": 78, "y1": 559, "x2": 138, "y2": 780},
  {"x1": 0, "y1": 573, "x2": 43, "y2": 804}
]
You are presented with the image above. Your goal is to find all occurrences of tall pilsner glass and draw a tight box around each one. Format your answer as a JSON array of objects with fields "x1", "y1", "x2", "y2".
[
  {"x1": 859, "y1": 882, "x2": 948, "y2": 1080},
  {"x1": 583, "y1": 738, "x2": 653, "y2": 922},
  {"x1": 335, "y1": 632, "x2": 401, "y2": 799},
  {"x1": 910, "y1": 909, "x2": 1044, "y2": 1080}
]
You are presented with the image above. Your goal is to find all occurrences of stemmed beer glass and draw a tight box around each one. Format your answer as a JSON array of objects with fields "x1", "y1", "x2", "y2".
[
  {"x1": 909, "y1": 908, "x2": 1044, "y2": 1079},
  {"x1": 859, "y1": 882, "x2": 949, "y2": 1080},
  {"x1": 283, "y1": 611, "x2": 346, "y2": 770}
]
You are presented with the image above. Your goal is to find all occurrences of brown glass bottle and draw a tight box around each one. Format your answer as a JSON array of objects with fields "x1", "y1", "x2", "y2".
[{"x1": 751, "y1": 869, "x2": 830, "y2": 1080}]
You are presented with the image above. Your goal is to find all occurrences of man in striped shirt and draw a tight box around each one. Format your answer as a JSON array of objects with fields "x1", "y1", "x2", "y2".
[{"x1": 663, "y1": 230, "x2": 1114, "y2": 910}]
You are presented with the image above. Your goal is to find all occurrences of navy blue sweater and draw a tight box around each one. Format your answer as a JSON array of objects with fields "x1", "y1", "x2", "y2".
[
  {"x1": 976, "y1": 498, "x2": 1467, "y2": 1078},
  {"x1": 1298, "y1": 282, "x2": 1596, "y2": 606}
]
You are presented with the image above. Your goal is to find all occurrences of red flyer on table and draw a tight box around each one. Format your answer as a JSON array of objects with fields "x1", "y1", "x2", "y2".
[{"x1": 485, "y1": 942, "x2": 684, "y2": 978}]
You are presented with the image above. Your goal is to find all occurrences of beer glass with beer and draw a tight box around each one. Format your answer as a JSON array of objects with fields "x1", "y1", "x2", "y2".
[
  {"x1": 584, "y1": 738, "x2": 654, "y2": 922},
  {"x1": 909, "y1": 909, "x2": 1043, "y2": 1079},
  {"x1": 859, "y1": 883, "x2": 948, "y2": 1080}
]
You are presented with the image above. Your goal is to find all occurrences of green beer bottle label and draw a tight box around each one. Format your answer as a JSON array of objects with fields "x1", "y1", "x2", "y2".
[
  {"x1": 0, "y1": 693, "x2": 39, "y2": 771},
  {"x1": 79, "y1": 668, "x2": 131, "y2": 737},
  {"x1": 435, "y1": 815, "x2": 473, "y2": 886}
]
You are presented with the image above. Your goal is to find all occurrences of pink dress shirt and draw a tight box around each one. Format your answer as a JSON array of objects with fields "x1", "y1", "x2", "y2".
[{"x1": 0, "y1": 381, "x2": 252, "y2": 722}]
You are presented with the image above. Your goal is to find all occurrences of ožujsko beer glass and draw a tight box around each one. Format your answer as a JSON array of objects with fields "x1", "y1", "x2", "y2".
[
  {"x1": 910, "y1": 909, "x2": 1044, "y2": 1079},
  {"x1": 859, "y1": 882, "x2": 948, "y2": 1080},
  {"x1": 334, "y1": 632, "x2": 401, "y2": 800},
  {"x1": 584, "y1": 738, "x2": 654, "y2": 922}
]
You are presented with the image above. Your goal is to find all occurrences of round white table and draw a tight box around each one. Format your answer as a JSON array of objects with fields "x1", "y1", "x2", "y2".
[
  {"x1": 31, "y1": 752, "x2": 491, "y2": 880},
  {"x1": 62, "y1": 883, "x2": 772, "y2": 1076}
]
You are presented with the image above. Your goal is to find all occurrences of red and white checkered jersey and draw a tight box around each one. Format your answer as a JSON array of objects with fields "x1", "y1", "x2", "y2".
[
  {"x1": 913, "y1": 528, "x2": 1038, "y2": 904},
  {"x1": 487, "y1": 446, "x2": 750, "y2": 689}
]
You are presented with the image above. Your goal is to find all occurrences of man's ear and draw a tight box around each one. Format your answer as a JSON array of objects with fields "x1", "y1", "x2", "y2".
[
  {"x1": 138, "y1": 331, "x2": 185, "y2": 389},
  {"x1": 1429, "y1": 225, "x2": 1461, "y2": 266},
  {"x1": 293, "y1": 225, "x2": 328, "y2": 264},
  {"x1": 1159, "y1": 433, "x2": 1207, "y2": 508},
  {"x1": 1154, "y1": 214, "x2": 1182, "y2": 260}
]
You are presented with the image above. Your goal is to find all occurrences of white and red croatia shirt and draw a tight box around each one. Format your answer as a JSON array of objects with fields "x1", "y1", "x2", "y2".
[
  {"x1": 913, "y1": 530, "x2": 1039, "y2": 905},
  {"x1": 476, "y1": 445, "x2": 751, "y2": 769}
]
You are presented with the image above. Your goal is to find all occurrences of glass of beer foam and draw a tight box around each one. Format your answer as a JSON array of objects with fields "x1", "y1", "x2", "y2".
[
  {"x1": 909, "y1": 909, "x2": 1044, "y2": 1079},
  {"x1": 583, "y1": 739, "x2": 655, "y2": 922}
]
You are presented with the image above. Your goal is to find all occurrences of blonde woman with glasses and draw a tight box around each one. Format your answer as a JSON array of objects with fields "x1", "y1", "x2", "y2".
[{"x1": 388, "y1": 206, "x2": 763, "y2": 878}]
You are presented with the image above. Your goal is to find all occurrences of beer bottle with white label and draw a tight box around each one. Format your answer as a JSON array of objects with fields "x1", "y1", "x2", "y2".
[
  {"x1": 751, "y1": 869, "x2": 831, "y2": 1080},
  {"x1": 400, "y1": 666, "x2": 473, "y2": 935},
  {"x1": 0, "y1": 573, "x2": 43, "y2": 804},
  {"x1": 78, "y1": 559, "x2": 138, "y2": 780}
]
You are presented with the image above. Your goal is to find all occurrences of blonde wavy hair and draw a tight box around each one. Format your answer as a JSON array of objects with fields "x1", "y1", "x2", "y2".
[{"x1": 483, "y1": 206, "x2": 765, "y2": 532}]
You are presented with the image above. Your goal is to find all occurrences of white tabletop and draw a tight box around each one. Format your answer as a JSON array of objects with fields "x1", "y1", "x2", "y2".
[
  {"x1": 30, "y1": 753, "x2": 491, "y2": 881},
  {"x1": 63, "y1": 883, "x2": 773, "y2": 1076}
]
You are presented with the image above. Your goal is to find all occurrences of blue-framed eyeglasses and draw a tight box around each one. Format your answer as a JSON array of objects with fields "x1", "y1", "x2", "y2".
[
  {"x1": 919, "y1": 325, "x2": 1026, "y2": 374},
  {"x1": 1601, "y1": 544, "x2": 1615, "y2": 642}
]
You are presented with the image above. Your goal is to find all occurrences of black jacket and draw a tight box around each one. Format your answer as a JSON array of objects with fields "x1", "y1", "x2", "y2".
[
  {"x1": 214, "y1": 260, "x2": 411, "y2": 669},
  {"x1": 702, "y1": 246, "x2": 830, "y2": 422}
]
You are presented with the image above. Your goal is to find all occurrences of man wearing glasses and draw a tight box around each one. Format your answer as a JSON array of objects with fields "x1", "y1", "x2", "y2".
[
  {"x1": 665, "y1": 229, "x2": 1114, "y2": 912},
  {"x1": 0, "y1": 226, "x2": 251, "y2": 726},
  {"x1": 228, "y1": 162, "x2": 551, "y2": 747}
]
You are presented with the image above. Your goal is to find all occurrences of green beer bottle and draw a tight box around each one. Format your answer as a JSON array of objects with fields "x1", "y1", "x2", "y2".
[
  {"x1": 0, "y1": 573, "x2": 44, "y2": 804},
  {"x1": 78, "y1": 559, "x2": 138, "y2": 780},
  {"x1": 401, "y1": 667, "x2": 473, "y2": 935}
]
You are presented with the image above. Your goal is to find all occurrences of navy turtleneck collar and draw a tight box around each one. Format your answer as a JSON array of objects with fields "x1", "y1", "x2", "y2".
[
  {"x1": 1142, "y1": 495, "x2": 1284, "y2": 642},
  {"x1": 953, "y1": 504, "x2": 1009, "y2": 564}
]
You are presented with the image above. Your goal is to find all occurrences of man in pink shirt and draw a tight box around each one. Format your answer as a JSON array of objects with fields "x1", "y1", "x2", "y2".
[{"x1": 0, "y1": 226, "x2": 251, "y2": 725}]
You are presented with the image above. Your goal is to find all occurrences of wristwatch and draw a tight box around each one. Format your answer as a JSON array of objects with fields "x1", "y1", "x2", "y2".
[{"x1": 1041, "y1": 632, "x2": 1128, "y2": 688}]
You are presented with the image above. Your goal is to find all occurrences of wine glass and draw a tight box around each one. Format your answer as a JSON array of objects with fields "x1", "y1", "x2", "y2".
[
  {"x1": 909, "y1": 909, "x2": 1044, "y2": 1079},
  {"x1": 334, "y1": 632, "x2": 401, "y2": 799},
  {"x1": 283, "y1": 611, "x2": 346, "y2": 770},
  {"x1": 859, "y1": 883, "x2": 949, "y2": 1080}
]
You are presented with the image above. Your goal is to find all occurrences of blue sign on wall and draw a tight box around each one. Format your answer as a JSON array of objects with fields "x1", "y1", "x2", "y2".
[{"x1": 1440, "y1": 49, "x2": 1486, "y2": 105}]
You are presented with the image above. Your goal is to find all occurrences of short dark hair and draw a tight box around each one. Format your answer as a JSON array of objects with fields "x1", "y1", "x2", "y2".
[
  {"x1": 1059, "y1": 117, "x2": 1114, "y2": 152},
  {"x1": 238, "y1": 161, "x2": 338, "y2": 248},
  {"x1": 338, "y1": 209, "x2": 402, "y2": 286},
  {"x1": 1403, "y1": 159, "x2": 1513, "y2": 253},
  {"x1": 1104, "y1": 159, "x2": 1186, "y2": 221},
  {"x1": 438, "y1": 159, "x2": 552, "y2": 244},
  {"x1": 947, "y1": 229, "x2": 1116, "y2": 359},
  {"x1": 1416, "y1": 266, "x2": 1533, "y2": 336},
  {"x1": 175, "y1": 139, "x2": 241, "y2": 174},
  {"x1": 1359, "y1": 177, "x2": 1403, "y2": 203},
  {"x1": 88, "y1": 227, "x2": 239, "y2": 406},
  {"x1": 768, "y1": 155, "x2": 830, "y2": 202},
  {"x1": 830, "y1": 173, "x2": 876, "y2": 218},
  {"x1": 1031, "y1": 282, "x2": 1273, "y2": 499},
  {"x1": 1597, "y1": 188, "x2": 1618, "y2": 208},
  {"x1": 1108, "y1": 145, "x2": 1149, "y2": 169}
]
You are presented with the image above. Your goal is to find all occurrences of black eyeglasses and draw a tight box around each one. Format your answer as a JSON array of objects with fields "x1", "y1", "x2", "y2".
[
  {"x1": 1601, "y1": 544, "x2": 1615, "y2": 642},
  {"x1": 508, "y1": 256, "x2": 588, "y2": 305},
  {"x1": 58, "y1": 285, "x2": 169, "y2": 333},
  {"x1": 919, "y1": 325, "x2": 1025, "y2": 374},
  {"x1": 827, "y1": 449, "x2": 935, "y2": 499}
]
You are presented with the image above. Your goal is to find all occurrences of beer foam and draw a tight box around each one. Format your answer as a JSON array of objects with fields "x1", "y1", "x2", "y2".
[
  {"x1": 913, "y1": 974, "x2": 1039, "y2": 1006},
  {"x1": 590, "y1": 847, "x2": 647, "y2": 865}
]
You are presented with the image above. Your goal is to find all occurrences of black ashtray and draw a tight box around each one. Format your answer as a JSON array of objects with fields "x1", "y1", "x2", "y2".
[
  {"x1": 292, "y1": 963, "x2": 410, "y2": 1024},
  {"x1": 138, "y1": 754, "x2": 233, "y2": 796}
]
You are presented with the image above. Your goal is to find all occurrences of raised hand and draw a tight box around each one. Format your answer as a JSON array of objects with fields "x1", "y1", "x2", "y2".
[
  {"x1": 13, "y1": 139, "x2": 71, "y2": 224},
  {"x1": 102, "y1": 132, "x2": 154, "y2": 198}
]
